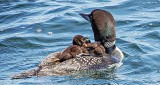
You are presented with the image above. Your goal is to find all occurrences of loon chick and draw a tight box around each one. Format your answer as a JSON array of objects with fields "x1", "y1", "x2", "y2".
[{"x1": 43, "y1": 35, "x2": 106, "y2": 66}]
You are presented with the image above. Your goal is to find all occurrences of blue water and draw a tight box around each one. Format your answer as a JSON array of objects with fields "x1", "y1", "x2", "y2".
[{"x1": 0, "y1": 0, "x2": 160, "y2": 85}]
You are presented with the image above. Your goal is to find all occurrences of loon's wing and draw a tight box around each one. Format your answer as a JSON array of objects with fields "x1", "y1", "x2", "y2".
[{"x1": 12, "y1": 52, "x2": 120, "y2": 79}]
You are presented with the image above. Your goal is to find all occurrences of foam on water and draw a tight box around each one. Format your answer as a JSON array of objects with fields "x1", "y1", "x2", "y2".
[{"x1": 0, "y1": 0, "x2": 160, "y2": 84}]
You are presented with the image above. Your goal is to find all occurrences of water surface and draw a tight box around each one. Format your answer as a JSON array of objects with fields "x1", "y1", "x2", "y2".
[{"x1": 0, "y1": 0, "x2": 160, "y2": 85}]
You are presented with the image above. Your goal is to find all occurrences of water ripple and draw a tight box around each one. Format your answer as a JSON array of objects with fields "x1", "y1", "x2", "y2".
[{"x1": 0, "y1": 0, "x2": 160, "y2": 84}]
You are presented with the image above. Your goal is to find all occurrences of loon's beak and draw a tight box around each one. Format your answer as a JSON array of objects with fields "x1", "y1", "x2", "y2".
[{"x1": 79, "y1": 13, "x2": 91, "y2": 22}]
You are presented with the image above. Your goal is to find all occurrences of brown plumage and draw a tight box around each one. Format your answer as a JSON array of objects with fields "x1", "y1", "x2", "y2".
[
  {"x1": 50, "y1": 35, "x2": 90, "y2": 63},
  {"x1": 50, "y1": 35, "x2": 106, "y2": 64},
  {"x1": 73, "y1": 35, "x2": 106, "y2": 57},
  {"x1": 86, "y1": 42, "x2": 106, "y2": 57}
]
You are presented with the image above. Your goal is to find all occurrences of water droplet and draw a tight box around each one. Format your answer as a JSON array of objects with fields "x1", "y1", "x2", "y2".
[
  {"x1": 36, "y1": 29, "x2": 42, "y2": 32},
  {"x1": 21, "y1": 27, "x2": 26, "y2": 29},
  {"x1": 141, "y1": 13, "x2": 145, "y2": 15},
  {"x1": 15, "y1": 33, "x2": 21, "y2": 35},
  {"x1": 48, "y1": 32, "x2": 53, "y2": 35},
  {"x1": 136, "y1": 24, "x2": 140, "y2": 26},
  {"x1": 149, "y1": 23, "x2": 152, "y2": 26}
]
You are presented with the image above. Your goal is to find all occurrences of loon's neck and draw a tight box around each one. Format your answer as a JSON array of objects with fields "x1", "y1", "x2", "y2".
[
  {"x1": 103, "y1": 41, "x2": 116, "y2": 54},
  {"x1": 105, "y1": 44, "x2": 116, "y2": 54}
]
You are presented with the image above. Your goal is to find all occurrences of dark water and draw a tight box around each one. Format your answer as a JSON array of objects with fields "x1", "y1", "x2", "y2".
[{"x1": 0, "y1": 0, "x2": 160, "y2": 85}]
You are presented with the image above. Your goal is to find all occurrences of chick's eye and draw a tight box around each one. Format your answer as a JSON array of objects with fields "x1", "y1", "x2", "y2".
[{"x1": 82, "y1": 40, "x2": 85, "y2": 43}]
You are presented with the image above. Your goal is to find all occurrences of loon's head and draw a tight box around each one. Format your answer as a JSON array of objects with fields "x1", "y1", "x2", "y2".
[{"x1": 80, "y1": 9, "x2": 116, "y2": 54}]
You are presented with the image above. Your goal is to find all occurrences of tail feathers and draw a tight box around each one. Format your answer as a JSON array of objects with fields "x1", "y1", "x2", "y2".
[{"x1": 12, "y1": 67, "x2": 41, "y2": 79}]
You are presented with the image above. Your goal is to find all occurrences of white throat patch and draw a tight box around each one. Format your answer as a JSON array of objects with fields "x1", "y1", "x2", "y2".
[{"x1": 104, "y1": 41, "x2": 116, "y2": 48}]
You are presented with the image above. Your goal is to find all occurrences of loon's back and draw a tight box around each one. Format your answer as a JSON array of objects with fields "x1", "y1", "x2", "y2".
[{"x1": 12, "y1": 48, "x2": 123, "y2": 79}]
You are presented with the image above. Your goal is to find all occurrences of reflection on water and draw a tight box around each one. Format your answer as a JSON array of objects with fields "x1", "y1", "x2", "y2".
[{"x1": 0, "y1": 0, "x2": 160, "y2": 84}]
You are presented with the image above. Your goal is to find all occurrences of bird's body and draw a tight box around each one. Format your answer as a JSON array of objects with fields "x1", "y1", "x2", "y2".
[{"x1": 12, "y1": 9, "x2": 124, "y2": 79}]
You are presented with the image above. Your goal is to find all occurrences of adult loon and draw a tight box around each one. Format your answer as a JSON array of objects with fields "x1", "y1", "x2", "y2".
[{"x1": 12, "y1": 9, "x2": 123, "y2": 79}]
